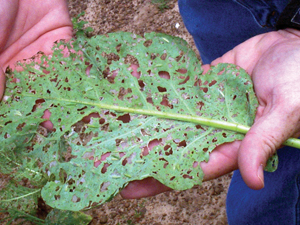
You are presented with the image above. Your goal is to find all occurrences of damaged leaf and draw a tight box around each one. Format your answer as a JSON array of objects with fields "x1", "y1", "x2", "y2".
[{"x1": 1, "y1": 32, "x2": 262, "y2": 211}]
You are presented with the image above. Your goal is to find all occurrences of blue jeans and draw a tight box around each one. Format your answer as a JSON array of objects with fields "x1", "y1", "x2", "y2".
[{"x1": 178, "y1": 0, "x2": 300, "y2": 224}]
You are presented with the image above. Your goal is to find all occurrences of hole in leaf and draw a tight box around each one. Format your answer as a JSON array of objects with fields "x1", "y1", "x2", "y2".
[
  {"x1": 197, "y1": 101, "x2": 205, "y2": 110},
  {"x1": 142, "y1": 139, "x2": 162, "y2": 157},
  {"x1": 138, "y1": 80, "x2": 145, "y2": 89},
  {"x1": 77, "y1": 106, "x2": 87, "y2": 112},
  {"x1": 193, "y1": 162, "x2": 199, "y2": 168},
  {"x1": 4, "y1": 121, "x2": 12, "y2": 126},
  {"x1": 150, "y1": 53, "x2": 158, "y2": 60},
  {"x1": 72, "y1": 195, "x2": 81, "y2": 203},
  {"x1": 82, "y1": 150, "x2": 95, "y2": 160},
  {"x1": 99, "y1": 118, "x2": 106, "y2": 124},
  {"x1": 122, "y1": 158, "x2": 128, "y2": 166},
  {"x1": 157, "y1": 86, "x2": 167, "y2": 92},
  {"x1": 116, "y1": 44, "x2": 122, "y2": 53},
  {"x1": 54, "y1": 195, "x2": 60, "y2": 200},
  {"x1": 201, "y1": 87, "x2": 208, "y2": 93},
  {"x1": 143, "y1": 39, "x2": 152, "y2": 47},
  {"x1": 160, "y1": 97, "x2": 173, "y2": 109},
  {"x1": 82, "y1": 113, "x2": 100, "y2": 123},
  {"x1": 101, "y1": 163, "x2": 110, "y2": 173},
  {"x1": 102, "y1": 52, "x2": 120, "y2": 65},
  {"x1": 16, "y1": 123, "x2": 26, "y2": 131},
  {"x1": 147, "y1": 97, "x2": 154, "y2": 105},
  {"x1": 178, "y1": 76, "x2": 190, "y2": 85},
  {"x1": 164, "y1": 145, "x2": 173, "y2": 156},
  {"x1": 115, "y1": 138, "x2": 123, "y2": 147},
  {"x1": 158, "y1": 71, "x2": 170, "y2": 79},
  {"x1": 94, "y1": 152, "x2": 110, "y2": 168},
  {"x1": 217, "y1": 68, "x2": 225, "y2": 75},
  {"x1": 59, "y1": 169, "x2": 67, "y2": 183},
  {"x1": 118, "y1": 87, "x2": 132, "y2": 100},
  {"x1": 101, "y1": 123, "x2": 109, "y2": 132},
  {"x1": 160, "y1": 53, "x2": 167, "y2": 60},
  {"x1": 85, "y1": 63, "x2": 93, "y2": 76},
  {"x1": 4, "y1": 132, "x2": 10, "y2": 139},
  {"x1": 175, "y1": 53, "x2": 184, "y2": 62},
  {"x1": 178, "y1": 140, "x2": 187, "y2": 147},
  {"x1": 183, "y1": 174, "x2": 193, "y2": 179},
  {"x1": 63, "y1": 86, "x2": 71, "y2": 91},
  {"x1": 209, "y1": 80, "x2": 217, "y2": 87},
  {"x1": 124, "y1": 54, "x2": 139, "y2": 65},
  {"x1": 164, "y1": 144, "x2": 171, "y2": 151},
  {"x1": 176, "y1": 68, "x2": 187, "y2": 74},
  {"x1": 67, "y1": 178, "x2": 75, "y2": 186},
  {"x1": 117, "y1": 113, "x2": 131, "y2": 123},
  {"x1": 141, "y1": 129, "x2": 151, "y2": 136},
  {"x1": 246, "y1": 92, "x2": 249, "y2": 102},
  {"x1": 130, "y1": 64, "x2": 141, "y2": 79},
  {"x1": 100, "y1": 182, "x2": 110, "y2": 192},
  {"x1": 164, "y1": 161, "x2": 169, "y2": 168}
]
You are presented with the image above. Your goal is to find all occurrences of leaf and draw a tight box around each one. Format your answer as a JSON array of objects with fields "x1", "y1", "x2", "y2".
[
  {"x1": 0, "y1": 180, "x2": 40, "y2": 214},
  {"x1": 45, "y1": 209, "x2": 92, "y2": 225},
  {"x1": 0, "y1": 32, "x2": 258, "y2": 211}
]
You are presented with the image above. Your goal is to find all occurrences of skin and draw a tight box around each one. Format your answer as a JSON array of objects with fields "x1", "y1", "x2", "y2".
[
  {"x1": 0, "y1": 0, "x2": 73, "y2": 98},
  {"x1": 1, "y1": 0, "x2": 300, "y2": 198}
]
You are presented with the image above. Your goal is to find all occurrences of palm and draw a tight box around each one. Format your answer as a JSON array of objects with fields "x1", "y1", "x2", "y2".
[
  {"x1": 121, "y1": 29, "x2": 300, "y2": 198},
  {"x1": 0, "y1": 0, "x2": 72, "y2": 97},
  {"x1": 211, "y1": 29, "x2": 300, "y2": 189}
]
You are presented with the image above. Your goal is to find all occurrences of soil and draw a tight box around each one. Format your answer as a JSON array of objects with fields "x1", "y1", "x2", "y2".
[{"x1": 67, "y1": 1, "x2": 232, "y2": 225}]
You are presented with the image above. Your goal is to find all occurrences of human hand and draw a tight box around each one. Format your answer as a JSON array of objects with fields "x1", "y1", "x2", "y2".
[
  {"x1": 121, "y1": 28, "x2": 300, "y2": 198},
  {"x1": 208, "y1": 28, "x2": 300, "y2": 189},
  {"x1": 0, "y1": 0, "x2": 72, "y2": 100}
]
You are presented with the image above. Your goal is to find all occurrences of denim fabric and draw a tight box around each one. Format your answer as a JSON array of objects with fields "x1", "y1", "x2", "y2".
[
  {"x1": 233, "y1": 0, "x2": 287, "y2": 27},
  {"x1": 227, "y1": 147, "x2": 300, "y2": 225},
  {"x1": 178, "y1": 0, "x2": 300, "y2": 224},
  {"x1": 178, "y1": 0, "x2": 287, "y2": 64}
]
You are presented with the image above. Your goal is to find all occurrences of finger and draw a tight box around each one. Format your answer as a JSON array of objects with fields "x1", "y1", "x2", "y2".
[
  {"x1": 238, "y1": 107, "x2": 300, "y2": 190},
  {"x1": 209, "y1": 34, "x2": 277, "y2": 75},
  {"x1": 210, "y1": 50, "x2": 257, "y2": 75},
  {"x1": 200, "y1": 141, "x2": 240, "y2": 181},
  {"x1": 201, "y1": 64, "x2": 211, "y2": 74},
  {"x1": 121, "y1": 141, "x2": 241, "y2": 199},
  {"x1": 120, "y1": 177, "x2": 171, "y2": 199}
]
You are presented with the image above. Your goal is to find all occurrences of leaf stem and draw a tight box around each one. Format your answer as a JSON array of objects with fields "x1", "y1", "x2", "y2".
[
  {"x1": 94, "y1": 103, "x2": 300, "y2": 149},
  {"x1": 22, "y1": 94, "x2": 300, "y2": 149},
  {"x1": 0, "y1": 189, "x2": 41, "y2": 202}
]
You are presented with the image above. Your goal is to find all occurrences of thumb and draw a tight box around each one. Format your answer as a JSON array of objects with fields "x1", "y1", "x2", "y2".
[{"x1": 237, "y1": 106, "x2": 298, "y2": 190}]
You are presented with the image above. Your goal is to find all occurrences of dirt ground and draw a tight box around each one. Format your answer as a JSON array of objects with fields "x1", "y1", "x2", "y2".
[{"x1": 66, "y1": 0, "x2": 232, "y2": 224}]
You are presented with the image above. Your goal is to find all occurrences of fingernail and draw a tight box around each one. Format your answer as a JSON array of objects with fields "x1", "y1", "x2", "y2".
[{"x1": 257, "y1": 164, "x2": 264, "y2": 188}]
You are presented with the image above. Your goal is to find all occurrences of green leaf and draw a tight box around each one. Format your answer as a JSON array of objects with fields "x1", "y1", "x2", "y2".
[
  {"x1": 0, "y1": 180, "x2": 40, "y2": 214},
  {"x1": 45, "y1": 209, "x2": 92, "y2": 225},
  {"x1": 0, "y1": 31, "x2": 274, "y2": 211}
]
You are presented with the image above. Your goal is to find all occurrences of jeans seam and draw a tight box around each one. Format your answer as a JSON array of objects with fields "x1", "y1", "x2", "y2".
[{"x1": 296, "y1": 175, "x2": 300, "y2": 225}]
